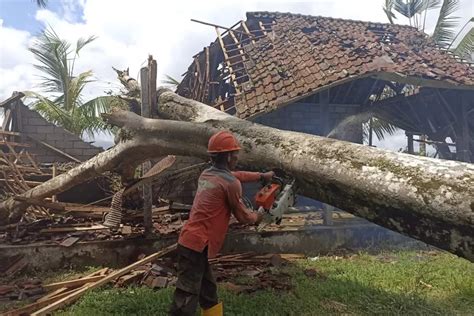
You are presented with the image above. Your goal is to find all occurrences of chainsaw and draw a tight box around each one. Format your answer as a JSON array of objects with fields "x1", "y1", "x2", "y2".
[{"x1": 254, "y1": 174, "x2": 296, "y2": 227}]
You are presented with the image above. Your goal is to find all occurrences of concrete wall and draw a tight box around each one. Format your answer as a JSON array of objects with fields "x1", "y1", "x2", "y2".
[
  {"x1": 19, "y1": 104, "x2": 103, "y2": 163},
  {"x1": 0, "y1": 221, "x2": 430, "y2": 272}
]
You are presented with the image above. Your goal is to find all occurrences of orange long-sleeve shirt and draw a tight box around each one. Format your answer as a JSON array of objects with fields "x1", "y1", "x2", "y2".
[{"x1": 178, "y1": 167, "x2": 261, "y2": 258}]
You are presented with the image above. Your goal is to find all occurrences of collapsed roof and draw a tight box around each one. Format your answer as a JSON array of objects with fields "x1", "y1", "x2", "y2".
[{"x1": 177, "y1": 11, "x2": 474, "y2": 118}]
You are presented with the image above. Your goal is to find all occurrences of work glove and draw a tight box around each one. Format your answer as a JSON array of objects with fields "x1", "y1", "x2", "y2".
[
  {"x1": 261, "y1": 171, "x2": 275, "y2": 182},
  {"x1": 255, "y1": 206, "x2": 266, "y2": 225}
]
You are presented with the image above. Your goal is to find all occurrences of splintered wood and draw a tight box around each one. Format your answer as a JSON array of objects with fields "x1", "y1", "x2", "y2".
[
  {"x1": 0, "y1": 248, "x2": 304, "y2": 315},
  {"x1": 1, "y1": 246, "x2": 176, "y2": 316}
]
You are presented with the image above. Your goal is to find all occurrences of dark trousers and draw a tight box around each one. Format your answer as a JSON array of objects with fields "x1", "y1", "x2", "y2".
[{"x1": 169, "y1": 244, "x2": 218, "y2": 316}]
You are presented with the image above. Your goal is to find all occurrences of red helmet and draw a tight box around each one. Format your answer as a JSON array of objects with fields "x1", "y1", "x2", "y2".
[{"x1": 207, "y1": 131, "x2": 241, "y2": 153}]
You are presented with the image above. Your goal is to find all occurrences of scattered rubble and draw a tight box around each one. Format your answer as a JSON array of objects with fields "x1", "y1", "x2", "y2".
[{"x1": 0, "y1": 245, "x2": 304, "y2": 315}]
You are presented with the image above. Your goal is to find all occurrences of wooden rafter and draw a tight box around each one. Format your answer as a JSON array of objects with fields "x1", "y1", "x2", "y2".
[
  {"x1": 241, "y1": 21, "x2": 256, "y2": 44},
  {"x1": 229, "y1": 30, "x2": 247, "y2": 62},
  {"x1": 215, "y1": 27, "x2": 240, "y2": 94},
  {"x1": 258, "y1": 21, "x2": 268, "y2": 36},
  {"x1": 191, "y1": 19, "x2": 255, "y2": 38},
  {"x1": 0, "y1": 92, "x2": 24, "y2": 108},
  {"x1": 204, "y1": 47, "x2": 210, "y2": 102},
  {"x1": 2, "y1": 109, "x2": 12, "y2": 130}
]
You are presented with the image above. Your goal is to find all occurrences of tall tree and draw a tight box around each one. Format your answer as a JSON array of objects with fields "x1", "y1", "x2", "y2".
[
  {"x1": 1, "y1": 89, "x2": 472, "y2": 261},
  {"x1": 28, "y1": 28, "x2": 123, "y2": 138}
]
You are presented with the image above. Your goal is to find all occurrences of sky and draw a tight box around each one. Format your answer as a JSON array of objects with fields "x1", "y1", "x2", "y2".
[{"x1": 0, "y1": 0, "x2": 472, "y2": 150}]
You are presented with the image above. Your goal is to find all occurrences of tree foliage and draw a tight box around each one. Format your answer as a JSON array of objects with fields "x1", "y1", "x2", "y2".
[
  {"x1": 27, "y1": 28, "x2": 125, "y2": 138},
  {"x1": 383, "y1": 0, "x2": 473, "y2": 58}
]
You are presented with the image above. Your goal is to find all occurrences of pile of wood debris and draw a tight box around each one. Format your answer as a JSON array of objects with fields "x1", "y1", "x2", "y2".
[
  {"x1": 1, "y1": 244, "x2": 305, "y2": 315},
  {"x1": 0, "y1": 202, "x2": 191, "y2": 246}
]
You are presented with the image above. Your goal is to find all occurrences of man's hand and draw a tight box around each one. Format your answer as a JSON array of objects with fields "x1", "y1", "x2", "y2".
[
  {"x1": 261, "y1": 171, "x2": 275, "y2": 182},
  {"x1": 255, "y1": 206, "x2": 265, "y2": 225}
]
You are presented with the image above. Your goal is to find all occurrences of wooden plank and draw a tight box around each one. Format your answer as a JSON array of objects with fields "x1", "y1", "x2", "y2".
[
  {"x1": 148, "y1": 56, "x2": 157, "y2": 117},
  {"x1": 13, "y1": 196, "x2": 65, "y2": 211},
  {"x1": 36, "y1": 287, "x2": 68, "y2": 303},
  {"x1": 14, "y1": 101, "x2": 23, "y2": 141},
  {"x1": 258, "y1": 21, "x2": 268, "y2": 36},
  {"x1": 25, "y1": 151, "x2": 41, "y2": 172},
  {"x1": 6, "y1": 142, "x2": 19, "y2": 161},
  {"x1": 39, "y1": 225, "x2": 109, "y2": 233},
  {"x1": 0, "y1": 140, "x2": 30, "y2": 147},
  {"x1": 368, "y1": 117, "x2": 373, "y2": 146},
  {"x1": 140, "y1": 64, "x2": 153, "y2": 234},
  {"x1": 193, "y1": 57, "x2": 203, "y2": 100},
  {"x1": 52, "y1": 163, "x2": 57, "y2": 202},
  {"x1": 215, "y1": 27, "x2": 240, "y2": 94},
  {"x1": 43, "y1": 276, "x2": 104, "y2": 292},
  {"x1": 3, "y1": 284, "x2": 91, "y2": 316},
  {"x1": 203, "y1": 46, "x2": 210, "y2": 102},
  {"x1": 59, "y1": 236, "x2": 81, "y2": 247},
  {"x1": 229, "y1": 30, "x2": 246, "y2": 61},
  {"x1": 1, "y1": 110, "x2": 13, "y2": 131},
  {"x1": 190, "y1": 19, "x2": 255, "y2": 38},
  {"x1": 27, "y1": 136, "x2": 81, "y2": 162},
  {"x1": 0, "y1": 92, "x2": 24, "y2": 108},
  {"x1": 13, "y1": 148, "x2": 25, "y2": 164},
  {"x1": 30, "y1": 243, "x2": 177, "y2": 316},
  {"x1": 241, "y1": 21, "x2": 256, "y2": 44}
]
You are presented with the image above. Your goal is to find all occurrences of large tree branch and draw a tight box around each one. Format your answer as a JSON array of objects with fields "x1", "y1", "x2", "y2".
[{"x1": 0, "y1": 89, "x2": 473, "y2": 262}]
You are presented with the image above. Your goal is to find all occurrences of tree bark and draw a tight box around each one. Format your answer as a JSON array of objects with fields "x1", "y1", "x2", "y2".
[
  {"x1": 157, "y1": 89, "x2": 474, "y2": 261},
  {"x1": 0, "y1": 89, "x2": 473, "y2": 261}
]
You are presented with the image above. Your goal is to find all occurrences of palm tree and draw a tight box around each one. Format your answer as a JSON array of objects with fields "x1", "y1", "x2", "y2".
[
  {"x1": 34, "y1": 0, "x2": 47, "y2": 7},
  {"x1": 27, "y1": 28, "x2": 123, "y2": 138},
  {"x1": 383, "y1": 0, "x2": 473, "y2": 60},
  {"x1": 162, "y1": 74, "x2": 180, "y2": 90}
]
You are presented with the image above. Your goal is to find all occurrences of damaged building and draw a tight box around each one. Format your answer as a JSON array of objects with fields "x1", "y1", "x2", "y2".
[
  {"x1": 177, "y1": 12, "x2": 473, "y2": 161},
  {"x1": 172, "y1": 11, "x2": 474, "y2": 211},
  {"x1": 0, "y1": 11, "x2": 473, "y2": 315}
]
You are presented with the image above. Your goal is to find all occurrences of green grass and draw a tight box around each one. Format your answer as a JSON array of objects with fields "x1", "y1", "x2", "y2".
[{"x1": 53, "y1": 250, "x2": 473, "y2": 316}]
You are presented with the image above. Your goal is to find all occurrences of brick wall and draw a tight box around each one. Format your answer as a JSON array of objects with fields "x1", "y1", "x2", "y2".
[{"x1": 19, "y1": 104, "x2": 103, "y2": 163}]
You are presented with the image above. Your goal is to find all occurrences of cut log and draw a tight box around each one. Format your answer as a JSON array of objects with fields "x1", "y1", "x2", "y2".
[{"x1": 0, "y1": 89, "x2": 472, "y2": 262}]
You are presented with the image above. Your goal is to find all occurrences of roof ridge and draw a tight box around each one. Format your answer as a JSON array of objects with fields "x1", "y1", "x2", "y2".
[{"x1": 246, "y1": 11, "x2": 419, "y2": 31}]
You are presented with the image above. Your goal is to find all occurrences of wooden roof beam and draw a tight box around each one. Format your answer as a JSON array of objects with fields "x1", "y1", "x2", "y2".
[
  {"x1": 191, "y1": 19, "x2": 255, "y2": 38},
  {"x1": 241, "y1": 21, "x2": 256, "y2": 44}
]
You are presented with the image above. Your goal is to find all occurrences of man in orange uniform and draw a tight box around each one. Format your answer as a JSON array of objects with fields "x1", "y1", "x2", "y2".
[{"x1": 169, "y1": 130, "x2": 274, "y2": 316}]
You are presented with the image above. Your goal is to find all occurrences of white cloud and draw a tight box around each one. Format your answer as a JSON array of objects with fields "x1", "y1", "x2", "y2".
[
  {"x1": 22, "y1": 0, "x2": 391, "y2": 100},
  {"x1": 0, "y1": 24, "x2": 37, "y2": 100}
]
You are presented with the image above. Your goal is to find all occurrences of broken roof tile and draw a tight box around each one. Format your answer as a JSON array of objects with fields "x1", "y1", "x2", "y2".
[{"x1": 178, "y1": 11, "x2": 474, "y2": 119}]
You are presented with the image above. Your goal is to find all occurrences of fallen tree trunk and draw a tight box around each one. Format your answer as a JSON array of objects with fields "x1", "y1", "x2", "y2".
[
  {"x1": 157, "y1": 89, "x2": 474, "y2": 261},
  {"x1": 0, "y1": 89, "x2": 473, "y2": 261}
]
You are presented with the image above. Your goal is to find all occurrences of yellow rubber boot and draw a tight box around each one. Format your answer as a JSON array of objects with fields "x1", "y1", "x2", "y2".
[{"x1": 201, "y1": 302, "x2": 223, "y2": 316}]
